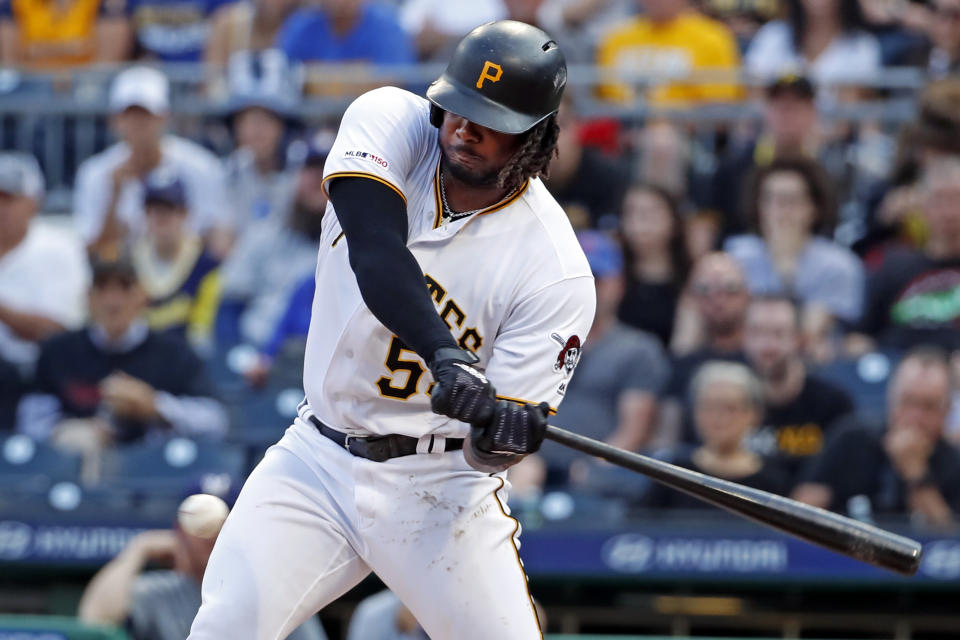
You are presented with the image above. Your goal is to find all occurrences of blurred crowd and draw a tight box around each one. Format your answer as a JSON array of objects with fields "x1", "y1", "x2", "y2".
[{"x1": 2, "y1": 0, "x2": 960, "y2": 541}]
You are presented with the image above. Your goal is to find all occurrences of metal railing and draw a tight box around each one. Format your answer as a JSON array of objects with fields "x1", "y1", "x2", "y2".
[{"x1": 0, "y1": 63, "x2": 931, "y2": 213}]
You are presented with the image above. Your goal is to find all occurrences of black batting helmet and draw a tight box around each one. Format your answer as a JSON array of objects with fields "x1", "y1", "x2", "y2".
[{"x1": 426, "y1": 20, "x2": 567, "y2": 135}]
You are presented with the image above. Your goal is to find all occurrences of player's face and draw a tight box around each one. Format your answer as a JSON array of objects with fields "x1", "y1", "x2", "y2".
[{"x1": 438, "y1": 112, "x2": 523, "y2": 188}]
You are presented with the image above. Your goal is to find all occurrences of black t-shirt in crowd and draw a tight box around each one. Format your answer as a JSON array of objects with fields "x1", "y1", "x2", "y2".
[
  {"x1": 640, "y1": 448, "x2": 790, "y2": 510},
  {"x1": 859, "y1": 248, "x2": 960, "y2": 350},
  {"x1": 32, "y1": 328, "x2": 217, "y2": 442},
  {"x1": 746, "y1": 375, "x2": 853, "y2": 487},
  {"x1": 546, "y1": 147, "x2": 630, "y2": 230},
  {"x1": 804, "y1": 418, "x2": 960, "y2": 516},
  {"x1": 0, "y1": 355, "x2": 21, "y2": 431},
  {"x1": 666, "y1": 347, "x2": 748, "y2": 444},
  {"x1": 617, "y1": 279, "x2": 680, "y2": 347}
]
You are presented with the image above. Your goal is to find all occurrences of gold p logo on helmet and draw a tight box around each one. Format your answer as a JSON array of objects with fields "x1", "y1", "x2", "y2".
[{"x1": 476, "y1": 61, "x2": 503, "y2": 89}]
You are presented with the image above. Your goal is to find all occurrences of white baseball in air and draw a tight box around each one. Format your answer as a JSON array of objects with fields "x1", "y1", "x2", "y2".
[{"x1": 177, "y1": 494, "x2": 229, "y2": 538}]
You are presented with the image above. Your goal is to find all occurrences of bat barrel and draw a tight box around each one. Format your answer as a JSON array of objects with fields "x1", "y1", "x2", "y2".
[{"x1": 544, "y1": 425, "x2": 923, "y2": 576}]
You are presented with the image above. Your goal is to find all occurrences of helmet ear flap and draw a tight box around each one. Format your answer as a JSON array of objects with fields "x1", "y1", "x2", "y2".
[{"x1": 429, "y1": 104, "x2": 445, "y2": 129}]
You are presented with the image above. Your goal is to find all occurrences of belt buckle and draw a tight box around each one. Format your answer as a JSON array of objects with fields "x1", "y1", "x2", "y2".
[{"x1": 343, "y1": 433, "x2": 366, "y2": 454}]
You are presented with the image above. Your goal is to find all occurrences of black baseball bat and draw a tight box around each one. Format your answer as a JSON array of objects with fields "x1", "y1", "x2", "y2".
[{"x1": 544, "y1": 425, "x2": 923, "y2": 576}]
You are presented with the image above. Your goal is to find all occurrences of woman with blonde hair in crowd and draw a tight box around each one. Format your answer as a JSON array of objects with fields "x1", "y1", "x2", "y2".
[{"x1": 640, "y1": 361, "x2": 789, "y2": 510}]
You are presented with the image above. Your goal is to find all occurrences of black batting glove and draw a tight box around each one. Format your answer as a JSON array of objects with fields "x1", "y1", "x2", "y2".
[
  {"x1": 471, "y1": 400, "x2": 550, "y2": 456},
  {"x1": 428, "y1": 347, "x2": 497, "y2": 425}
]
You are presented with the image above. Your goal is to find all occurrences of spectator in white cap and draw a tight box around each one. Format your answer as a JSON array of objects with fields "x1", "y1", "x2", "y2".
[
  {"x1": 0, "y1": 152, "x2": 89, "y2": 371},
  {"x1": 74, "y1": 66, "x2": 231, "y2": 260}
]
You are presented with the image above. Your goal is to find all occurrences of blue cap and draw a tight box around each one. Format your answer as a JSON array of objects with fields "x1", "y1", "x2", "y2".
[
  {"x1": 143, "y1": 170, "x2": 186, "y2": 208},
  {"x1": 577, "y1": 230, "x2": 623, "y2": 279}
]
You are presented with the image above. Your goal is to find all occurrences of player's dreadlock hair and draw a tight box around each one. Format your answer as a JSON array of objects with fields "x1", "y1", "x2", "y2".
[{"x1": 497, "y1": 114, "x2": 560, "y2": 194}]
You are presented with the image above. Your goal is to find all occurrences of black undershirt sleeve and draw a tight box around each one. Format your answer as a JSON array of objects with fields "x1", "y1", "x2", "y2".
[{"x1": 328, "y1": 176, "x2": 458, "y2": 361}]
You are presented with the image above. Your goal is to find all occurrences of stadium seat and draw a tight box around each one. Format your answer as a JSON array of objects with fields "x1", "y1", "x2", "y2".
[
  {"x1": 99, "y1": 437, "x2": 247, "y2": 495},
  {"x1": 812, "y1": 350, "x2": 901, "y2": 425},
  {"x1": 224, "y1": 345, "x2": 305, "y2": 447},
  {"x1": 0, "y1": 434, "x2": 81, "y2": 492}
]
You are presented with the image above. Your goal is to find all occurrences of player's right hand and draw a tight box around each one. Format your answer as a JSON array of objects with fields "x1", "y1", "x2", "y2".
[
  {"x1": 428, "y1": 347, "x2": 497, "y2": 425},
  {"x1": 472, "y1": 401, "x2": 550, "y2": 456}
]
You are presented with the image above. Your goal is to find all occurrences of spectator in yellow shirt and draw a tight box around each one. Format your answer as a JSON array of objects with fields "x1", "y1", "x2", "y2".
[
  {"x1": 0, "y1": 0, "x2": 129, "y2": 68},
  {"x1": 596, "y1": 0, "x2": 742, "y2": 106}
]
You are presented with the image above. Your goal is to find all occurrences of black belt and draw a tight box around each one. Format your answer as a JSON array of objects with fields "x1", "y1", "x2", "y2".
[{"x1": 309, "y1": 415, "x2": 464, "y2": 462}]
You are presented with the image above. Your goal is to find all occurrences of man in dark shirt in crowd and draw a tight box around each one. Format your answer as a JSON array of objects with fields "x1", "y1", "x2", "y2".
[
  {"x1": 743, "y1": 296, "x2": 853, "y2": 486},
  {"x1": 543, "y1": 96, "x2": 630, "y2": 230},
  {"x1": 794, "y1": 347, "x2": 960, "y2": 529},
  {"x1": 856, "y1": 157, "x2": 960, "y2": 351},
  {"x1": 663, "y1": 252, "x2": 750, "y2": 446},
  {"x1": 17, "y1": 258, "x2": 226, "y2": 481}
]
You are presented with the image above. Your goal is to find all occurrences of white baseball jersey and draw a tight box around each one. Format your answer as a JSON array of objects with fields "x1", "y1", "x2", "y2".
[
  {"x1": 189, "y1": 86, "x2": 596, "y2": 640},
  {"x1": 303, "y1": 86, "x2": 596, "y2": 439}
]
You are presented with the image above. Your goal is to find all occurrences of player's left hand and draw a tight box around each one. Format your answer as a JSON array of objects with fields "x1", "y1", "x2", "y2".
[
  {"x1": 428, "y1": 348, "x2": 497, "y2": 425},
  {"x1": 472, "y1": 401, "x2": 550, "y2": 456}
]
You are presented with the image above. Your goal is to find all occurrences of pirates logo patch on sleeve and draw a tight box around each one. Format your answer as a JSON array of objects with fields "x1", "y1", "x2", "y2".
[{"x1": 550, "y1": 333, "x2": 581, "y2": 377}]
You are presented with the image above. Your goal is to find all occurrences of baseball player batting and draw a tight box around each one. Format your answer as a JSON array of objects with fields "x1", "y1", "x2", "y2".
[{"x1": 188, "y1": 21, "x2": 594, "y2": 640}]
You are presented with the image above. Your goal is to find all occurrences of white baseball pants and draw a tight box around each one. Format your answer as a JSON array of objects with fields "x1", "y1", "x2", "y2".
[{"x1": 187, "y1": 417, "x2": 542, "y2": 640}]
